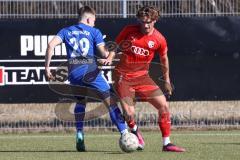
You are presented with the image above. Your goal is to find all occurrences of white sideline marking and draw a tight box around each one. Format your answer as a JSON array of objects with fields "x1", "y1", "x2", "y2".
[{"x1": 0, "y1": 133, "x2": 240, "y2": 139}]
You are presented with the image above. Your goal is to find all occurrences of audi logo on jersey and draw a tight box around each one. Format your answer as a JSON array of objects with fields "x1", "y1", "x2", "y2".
[{"x1": 131, "y1": 46, "x2": 150, "y2": 56}]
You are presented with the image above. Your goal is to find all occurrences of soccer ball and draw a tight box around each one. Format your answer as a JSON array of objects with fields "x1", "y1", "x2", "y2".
[{"x1": 119, "y1": 132, "x2": 139, "y2": 153}]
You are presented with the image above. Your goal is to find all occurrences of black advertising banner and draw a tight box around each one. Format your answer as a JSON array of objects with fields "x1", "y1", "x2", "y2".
[{"x1": 0, "y1": 17, "x2": 239, "y2": 103}]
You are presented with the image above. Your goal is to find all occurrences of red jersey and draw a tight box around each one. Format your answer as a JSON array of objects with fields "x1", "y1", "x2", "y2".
[{"x1": 115, "y1": 24, "x2": 168, "y2": 79}]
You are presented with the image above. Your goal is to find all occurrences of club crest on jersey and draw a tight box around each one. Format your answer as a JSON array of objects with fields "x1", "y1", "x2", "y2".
[
  {"x1": 148, "y1": 41, "x2": 155, "y2": 48},
  {"x1": 130, "y1": 36, "x2": 136, "y2": 41}
]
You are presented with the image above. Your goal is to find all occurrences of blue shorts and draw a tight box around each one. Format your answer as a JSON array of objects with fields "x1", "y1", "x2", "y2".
[{"x1": 69, "y1": 66, "x2": 111, "y2": 100}]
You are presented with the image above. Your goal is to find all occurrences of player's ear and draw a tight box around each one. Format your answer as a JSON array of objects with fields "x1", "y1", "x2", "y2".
[{"x1": 86, "y1": 18, "x2": 90, "y2": 24}]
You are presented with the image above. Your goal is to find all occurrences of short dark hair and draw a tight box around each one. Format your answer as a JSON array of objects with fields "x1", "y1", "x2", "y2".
[
  {"x1": 136, "y1": 6, "x2": 160, "y2": 21},
  {"x1": 77, "y1": 6, "x2": 96, "y2": 20}
]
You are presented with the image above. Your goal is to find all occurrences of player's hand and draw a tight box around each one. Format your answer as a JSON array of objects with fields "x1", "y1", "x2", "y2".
[
  {"x1": 45, "y1": 67, "x2": 54, "y2": 80},
  {"x1": 164, "y1": 80, "x2": 173, "y2": 98},
  {"x1": 98, "y1": 58, "x2": 113, "y2": 65}
]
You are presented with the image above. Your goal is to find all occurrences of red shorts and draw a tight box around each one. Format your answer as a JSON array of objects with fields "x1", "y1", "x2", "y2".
[{"x1": 113, "y1": 71, "x2": 160, "y2": 100}]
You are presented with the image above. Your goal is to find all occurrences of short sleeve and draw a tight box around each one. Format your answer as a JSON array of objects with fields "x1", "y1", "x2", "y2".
[
  {"x1": 56, "y1": 28, "x2": 66, "y2": 42},
  {"x1": 115, "y1": 26, "x2": 129, "y2": 44},
  {"x1": 157, "y1": 36, "x2": 168, "y2": 57},
  {"x1": 95, "y1": 29, "x2": 104, "y2": 46}
]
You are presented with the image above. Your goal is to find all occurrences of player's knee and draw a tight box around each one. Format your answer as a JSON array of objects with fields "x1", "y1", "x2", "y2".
[
  {"x1": 158, "y1": 103, "x2": 169, "y2": 113},
  {"x1": 103, "y1": 93, "x2": 119, "y2": 107},
  {"x1": 121, "y1": 97, "x2": 135, "y2": 106},
  {"x1": 124, "y1": 113, "x2": 134, "y2": 122},
  {"x1": 75, "y1": 96, "x2": 86, "y2": 105},
  {"x1": 124, "y1": 107, "x2": 135, "y2": 119}
]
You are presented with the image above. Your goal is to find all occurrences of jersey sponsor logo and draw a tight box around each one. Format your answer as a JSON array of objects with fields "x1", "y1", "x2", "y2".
[
  {"x1": 148, "y1": 41, "x2": 155, "y2": 48},
  {"x1": 68, "y1": 30, "x2": 90, "y2": 36},
  {"x1": 131, "y1": 46, "x2": 150, "y2": 56}
]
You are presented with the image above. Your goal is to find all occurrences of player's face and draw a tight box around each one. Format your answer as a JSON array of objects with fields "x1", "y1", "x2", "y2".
[{"x1": 138, "y1": 16, "x2": 156, "y2": 34}]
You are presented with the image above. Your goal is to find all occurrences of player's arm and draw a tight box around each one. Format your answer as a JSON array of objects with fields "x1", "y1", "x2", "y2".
[
  {"x1": 45, "y1": 36, "x2": 62, "y2": 80},
  {"x1": 97, "y1": 44, "x2": 115, "y2": 65},
  {"x1": 160, "y1": 53, "x2": 172, "y2": 96},
  {"x1": 160, "y1": 54, "x2": 170, "y2": 83},
  {"x1": 158, "y1": 35, "x2": 172, "y2": 96},
  {"x1": 115, "y1": 26, "x2": 129, "y2": 58},
  {"x1": 94, "y1": 28, "x2": 113, "y2": 65}
]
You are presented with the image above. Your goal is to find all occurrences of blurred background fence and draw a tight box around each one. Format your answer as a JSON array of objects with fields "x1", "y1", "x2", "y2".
[
  {"x1": 0, "y1": 0, "x2": 240, "y2": 19},
  {"x1": 0, "y1": 101, "x2": 240, "y2": 133}
]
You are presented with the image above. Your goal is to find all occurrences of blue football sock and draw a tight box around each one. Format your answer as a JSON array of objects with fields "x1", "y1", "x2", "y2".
[
  {"x1": 109, "y1": 105, "x2": 128, "y2": 134},
  {"x1": 74, "y1": 103, "x2": 86, "y2": 132}
]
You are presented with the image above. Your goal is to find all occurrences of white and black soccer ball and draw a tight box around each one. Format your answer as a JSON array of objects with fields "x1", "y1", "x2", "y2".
[{"x1": 119, "y1": 132, "x2": 139, "y2": 153}]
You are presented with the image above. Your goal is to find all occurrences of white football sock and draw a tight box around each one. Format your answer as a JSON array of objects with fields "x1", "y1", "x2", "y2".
[
  {"x1": 163, "y1": 137, "x2": 171, "y2": 146},
  {"x1": 132, "y1": 125, "x2": 138, "y2": 132}
]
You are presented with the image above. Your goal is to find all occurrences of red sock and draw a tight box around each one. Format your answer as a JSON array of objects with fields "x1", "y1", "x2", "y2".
[
  {"x1": 158, "y1": 112, "x2": 171, "y2": 137},
  {"x1": 127, "y1": 119, "x2": 136, "y2": 129}
]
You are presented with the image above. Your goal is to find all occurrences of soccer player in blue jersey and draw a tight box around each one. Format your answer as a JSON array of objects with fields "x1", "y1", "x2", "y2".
[{"x1": 45, "y1": 6, "x2": 128, "y2": 152}]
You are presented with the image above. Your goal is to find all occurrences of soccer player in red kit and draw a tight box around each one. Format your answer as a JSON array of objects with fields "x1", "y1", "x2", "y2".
[{"x1": 112, "y1": 6, "x2": 186, "y2": 152}]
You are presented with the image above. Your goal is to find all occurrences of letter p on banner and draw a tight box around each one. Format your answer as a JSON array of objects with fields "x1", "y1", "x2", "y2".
[{"x1": 0, "y1": 66, "x2": 4, "y2": 86}]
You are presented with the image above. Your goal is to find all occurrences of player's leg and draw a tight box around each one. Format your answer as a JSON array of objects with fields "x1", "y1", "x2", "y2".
[
  {"x1": 87, "y1": 72, "x2": 128, "y2": 135},
  {"x1": 69, "y1": 63, "x2": 105, "y2": 151},
  {"x1": 147, "y1": 91, "x2": 185, "y2": 152},
  {"x1": 120, "y1": 97, "x2": 145, "y2": 150},
  {"x1": 112, "y1": 73, "x2": 145, "y2": 150},
  {"x1": 69, "y1": 74, "x2": 87, "y2": 152},
  {"x1": 104, "y1": 96, "x2": 128, "y2": 135},
  {"x1": 135, "y1": 75, "x2": 185, "y2": 152},
  {"x1": 74, "y1": 97, "x2": 86, "y2": 133},
  {"x1": 74, "y1": 97, "x2": 86, "y2": 152}
]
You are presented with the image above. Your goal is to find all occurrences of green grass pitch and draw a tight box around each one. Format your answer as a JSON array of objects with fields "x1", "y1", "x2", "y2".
[{"x1": 0, "y1": 130, "x2": 240, "y2": 160}]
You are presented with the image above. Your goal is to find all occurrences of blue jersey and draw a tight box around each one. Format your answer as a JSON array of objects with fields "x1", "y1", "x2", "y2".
[
  {"x1": 57, "y1": 23, "x2": 104, "y2": 59},
  {"x1": 56, "y1": 23, "x2": 110, "y2": 93},
  {"x1": 57, "y1": 23, "x2": 104, "y2": 80}
]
